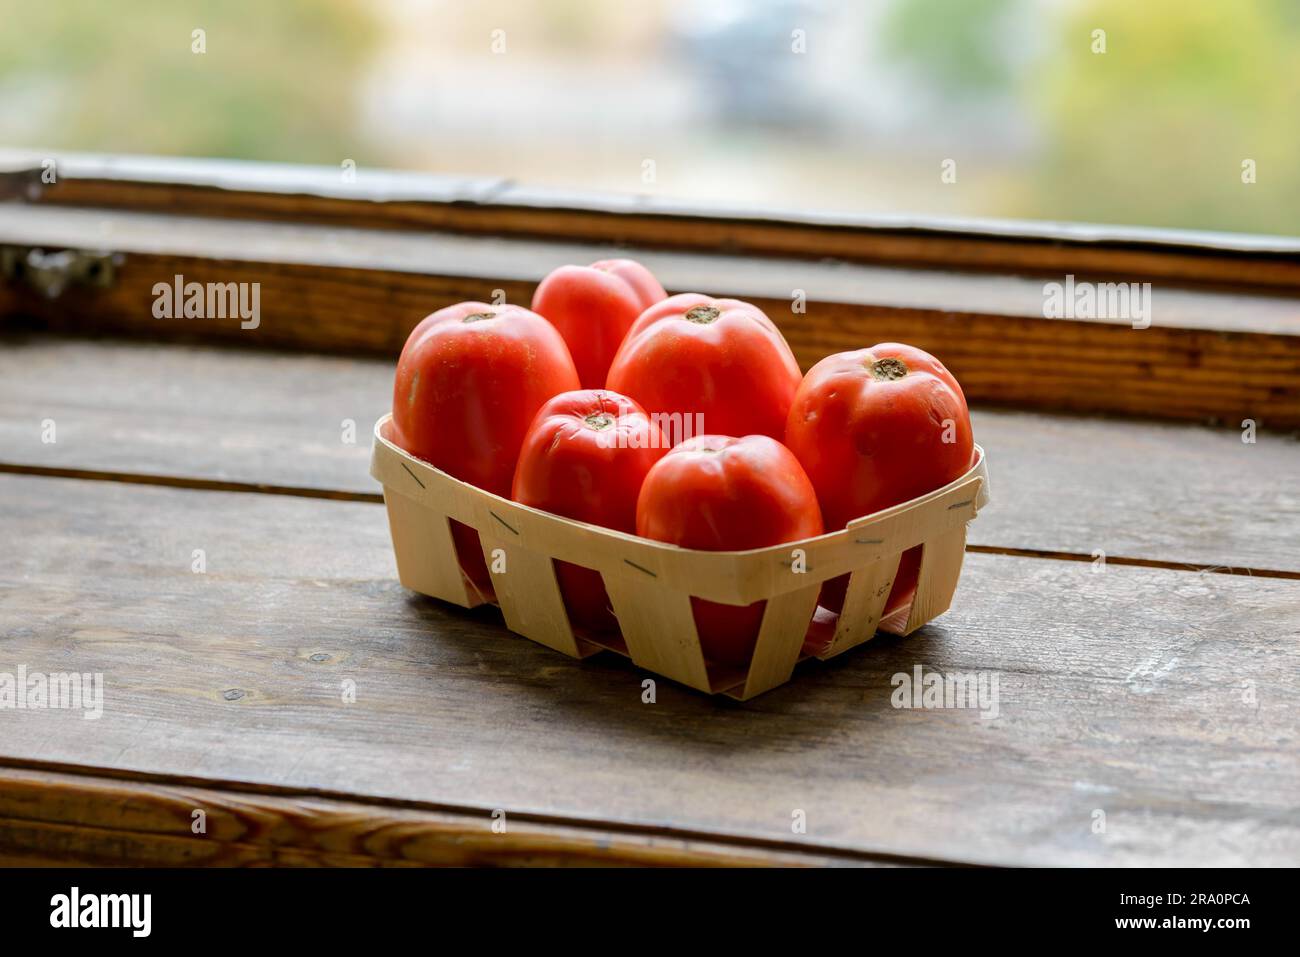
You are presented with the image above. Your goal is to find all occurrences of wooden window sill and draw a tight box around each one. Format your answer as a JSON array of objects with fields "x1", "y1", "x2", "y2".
[{"x1": 0, "y1": 154, "x2": 1297, "y2": 866}]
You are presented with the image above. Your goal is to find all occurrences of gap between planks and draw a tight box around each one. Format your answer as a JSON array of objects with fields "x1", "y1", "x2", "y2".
[{"x1": 2, "y1": 460, "x2": 1296, "y2": 582}]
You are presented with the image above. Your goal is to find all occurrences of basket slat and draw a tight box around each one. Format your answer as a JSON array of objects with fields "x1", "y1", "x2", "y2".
[
  {"x1": 900, "y1": 523, "x2": 970, "y2": 635},
  {"x1": 739, "y1": 583, "x2": 822, "y2": 699},
  {"x1": 604, "y1": 573, "x2": 712, "y2": 692},
  {"x1": 480, "y1": 532, "x2": 583, "y2": 658},
  {"x1": 383, "y1": 490, "x2": 481, "y2": 608},
  {"x1": 819, "y1": 552, "x2": 903, "y2": 660}
]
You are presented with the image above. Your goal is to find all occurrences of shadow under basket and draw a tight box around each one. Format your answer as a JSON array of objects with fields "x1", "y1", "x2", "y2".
[{"x1": 370, "y1": 414, "x2": 990, "y2": 700}]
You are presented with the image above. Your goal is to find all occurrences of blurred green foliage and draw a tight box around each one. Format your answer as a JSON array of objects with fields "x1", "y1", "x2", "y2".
[
  {"x1": 1029, "y1": 0, "x2": 1300, "y2": 233},
  {"x1": 883, "y1": 0, "x2": 1023, "y2": 99},
  {"x1": 0, "y1": 0, "x2": 379, "y2": 162},
  {"x1": 881, "y1": 0, "x2": 1299, "y2": 234}
]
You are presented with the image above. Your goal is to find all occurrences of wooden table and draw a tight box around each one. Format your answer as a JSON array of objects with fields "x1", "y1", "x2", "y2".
[{"x1": 1, "y1": 154, "x2": 1298, "y2": 866}]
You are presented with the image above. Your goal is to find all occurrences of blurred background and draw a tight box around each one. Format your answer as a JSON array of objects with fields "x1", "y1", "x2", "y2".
[{"x1": 1, "y1": 0, "x2": 1296, "y2": 236}]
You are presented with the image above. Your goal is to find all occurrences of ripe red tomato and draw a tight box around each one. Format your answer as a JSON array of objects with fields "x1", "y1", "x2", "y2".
[
  {"x1": 391, "y1": 301, "x2": 580, "y2": 596},
  {"x1": 636, "y1": 435, "x2": 823, "y2": 667},
  {"x1": 512, "y1": 389, "x2": 667, "y2": 633},
  {"x1": 606, "y1": 294, "x2": 802, "y2": 444},
  {"x1": 784, "y1": 344, "x2": 973, "y2": 620},
  {"x1": 531, "y1": 259, "x2": 667, "y2": 389}
]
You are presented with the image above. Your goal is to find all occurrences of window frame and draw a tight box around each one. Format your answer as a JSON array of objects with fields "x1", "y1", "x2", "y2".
[{"x1": 2, "y1": 150, "x2": 1298, "y2": 428}]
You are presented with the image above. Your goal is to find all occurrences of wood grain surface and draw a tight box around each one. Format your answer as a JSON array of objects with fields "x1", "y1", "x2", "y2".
[
  {"x1": 0, "y1": 767, "x2": 862, "y2": 867},
  {"x1": 5, "y1": 149, "x2": 1300, "y2": 288},
  {"x1": 2, "y1": 473, "x2": 1297, "y2": 866},
  {"x1": 3, "y1": 205, "x2": 1299, "y2": 427},
  {"x1": 2, "y1": 335, "x2": 1296, "y2": 574}
]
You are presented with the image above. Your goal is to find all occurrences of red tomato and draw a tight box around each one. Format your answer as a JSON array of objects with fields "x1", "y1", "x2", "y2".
[
  {"x1": 606, "y1": 294, "x2": 801, "y2": 444},
  {"x1": 531, "y1": 259, "x2": 667, "y2": 389},
  {"x1": 512, "y1": 390, "x2": 667, "y2": 634},
  {"x1": 391, "y1": 301, "x2": 580, "y2": 597},
  {"x1": 636, "y1": 435, "x2": 823, "y2": 667},
  {"x1": 784, "y1": 344, "x2": 974, "y2": 623}
]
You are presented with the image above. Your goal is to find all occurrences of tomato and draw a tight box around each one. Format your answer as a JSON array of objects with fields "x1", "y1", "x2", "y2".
[
  {"x1": 512, "y1": 389, "x2": 667, "y2": 634},
  {"x1": 391, "y1": 301, "x2": 580, "y2": 597},
  {"x1": 636, "y1": 434, "x2": 823, "y2": 667},
  {"x1": 784, "y1": 344, "x2": 973, "y2": 623},
  {"x1": 606, "y1": 294, "x2": 802, "y2": 444},
  {"x1": 531, "y1": 259, "x2": 667, "y2": 389}
]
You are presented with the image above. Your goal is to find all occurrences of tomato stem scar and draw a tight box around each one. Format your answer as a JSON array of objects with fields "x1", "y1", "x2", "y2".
[
  {"x1": 869, "y1": 357, "x2": 908, "y2": 380},
  {"x1": 684, "y1": 305, "x2": 720, "y2": 324}
]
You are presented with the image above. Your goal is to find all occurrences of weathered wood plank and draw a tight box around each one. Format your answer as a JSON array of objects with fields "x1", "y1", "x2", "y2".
[
  {"x1": 4, "y1": 148, "x2": 1300, "y2": 288},
  {"x1": 0, "y1": 767, "x2": 857, "y2": 867},
  {"x1": 1, "y1": 474, "x2": 1296, "y2": 866},
  {"x1": 2, "y1": 205, "x2": 1299, "y2": 426},
  {"x1": 969, "y1": 410, "x2": 1300, "y2": 575},
  {"x1": 2, "y1": 335, "x2": 1295, "y2": 573},
  {"x1": 4, "y1": 205, "x2": 1297, "y2": 335}
]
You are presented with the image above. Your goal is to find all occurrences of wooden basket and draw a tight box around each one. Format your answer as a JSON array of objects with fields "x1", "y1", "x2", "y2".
[{"x1": 370, "y1": 414, "x2": 990, "y2": 699}]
